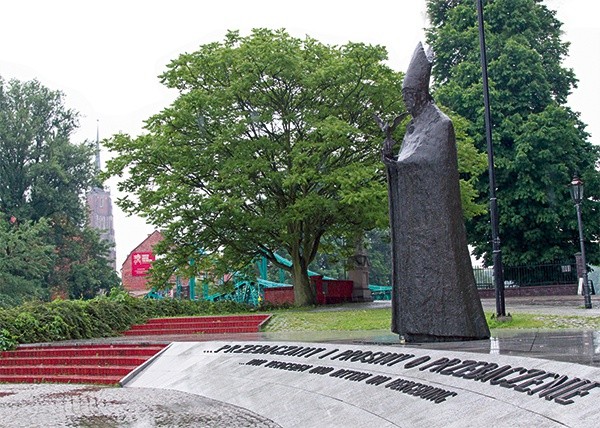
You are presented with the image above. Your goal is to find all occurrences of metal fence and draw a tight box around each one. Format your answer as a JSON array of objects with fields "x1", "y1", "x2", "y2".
[{"x1": 474, "y1": 262, "x2": 577, "y2": 290}]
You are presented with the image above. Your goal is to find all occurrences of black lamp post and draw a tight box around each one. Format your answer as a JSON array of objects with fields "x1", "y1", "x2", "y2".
[
  {"x1": 570, "y1": 175, "x2": 593, "y2": 309},
  {"x1": 477, "y1": 0, "x2": 506, "y2": 317}
]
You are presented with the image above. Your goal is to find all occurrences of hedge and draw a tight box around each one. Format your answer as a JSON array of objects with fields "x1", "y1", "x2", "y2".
[{"x1": 0, "y1": 289, "x2": 252, "y2": 351}]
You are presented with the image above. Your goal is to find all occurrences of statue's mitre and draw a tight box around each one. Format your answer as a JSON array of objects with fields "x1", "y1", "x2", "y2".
[{"x1": 402, "y1": 42, "x2": 433, "y2": 91}]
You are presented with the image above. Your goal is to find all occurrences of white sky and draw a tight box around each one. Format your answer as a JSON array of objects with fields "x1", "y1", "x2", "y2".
[{"x1": 1, "y1": 0, "x2": 598, "y2": 270}]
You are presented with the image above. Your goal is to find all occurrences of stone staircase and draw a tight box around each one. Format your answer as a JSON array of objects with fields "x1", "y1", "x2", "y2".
[
  {"x1": 0, "y1": 343, "x2": 167, "y2": 385},
  {"x1": 122, "y1": 314, "x2": 271, "y2": 336},
  {"x1": 0, "y1": 314, "x2": 271, "y2": 385}
]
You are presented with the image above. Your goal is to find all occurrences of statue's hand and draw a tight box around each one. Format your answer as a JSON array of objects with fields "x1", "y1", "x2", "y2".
[
  {"x1": 375, "y1": 113, "x2": 407, "y2": 166},
  {"x1": 381, "y1": 139, "x2": 397, "y2": 166},
  {"x1": 382, "y1": 138, "x2": 394, "y2": 160}
]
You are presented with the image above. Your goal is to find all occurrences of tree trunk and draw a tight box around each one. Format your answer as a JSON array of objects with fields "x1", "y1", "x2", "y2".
[{"x1": 291, "y1": 254, "x2": 315, "y2": 306}]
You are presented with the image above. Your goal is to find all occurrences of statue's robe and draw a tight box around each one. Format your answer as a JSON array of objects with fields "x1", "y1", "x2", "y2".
[{"x1": 386, "y1": 103, "x2": 490, "y2": 342}]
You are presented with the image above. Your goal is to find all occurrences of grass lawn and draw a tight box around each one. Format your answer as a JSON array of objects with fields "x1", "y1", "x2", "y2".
[
  {"x1": 261, "y1": 306, "x2": 600, "y2": 332},
  {"x1": 262, "y1": 308, "x2": 392, "y2": 332}
]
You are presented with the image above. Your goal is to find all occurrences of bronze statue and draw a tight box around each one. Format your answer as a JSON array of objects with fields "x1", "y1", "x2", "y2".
[{"x1": 380, "y1": 43, "x2": 490, "y2": 342}]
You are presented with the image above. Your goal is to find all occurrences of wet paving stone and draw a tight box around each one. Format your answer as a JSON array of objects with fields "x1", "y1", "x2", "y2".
[{"x1": 0, "y1": 384, "x2": 281, "y2": 428}]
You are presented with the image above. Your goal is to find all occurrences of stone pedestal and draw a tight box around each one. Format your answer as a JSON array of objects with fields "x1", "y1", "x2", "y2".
[
  {"x1": 347, "y1": 254, "x2": 373, "y2": 303},
  {"x1": 575, "y1": 252, "x2": 584, "y2": 280}
]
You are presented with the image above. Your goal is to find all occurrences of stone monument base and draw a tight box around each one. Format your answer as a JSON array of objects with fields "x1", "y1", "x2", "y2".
[
  {"x1": 123, "y1": 340, "x2": 600, "y2": 428},
  {"x1": 347, "y1": 265, "x2": 373, "y2": 303}
]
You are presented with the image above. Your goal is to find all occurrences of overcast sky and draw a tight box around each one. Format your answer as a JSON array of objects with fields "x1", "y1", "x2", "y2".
[{"x1": 1, "y1": 0, "x2": 598, "y2": 270}]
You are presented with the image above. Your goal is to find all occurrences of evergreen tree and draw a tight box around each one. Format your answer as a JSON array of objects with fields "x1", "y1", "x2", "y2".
[{"x1": 426, "y1": 0, "x2": 600, "y2": 266}]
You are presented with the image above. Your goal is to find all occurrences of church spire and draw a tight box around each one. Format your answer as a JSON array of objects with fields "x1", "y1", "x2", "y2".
[
  {"x1": 87, "y1": 118, "x2": 117, "y2": 271},
  {"x1": 94, "y1": 119, "x2": 101, "y2": 172}
]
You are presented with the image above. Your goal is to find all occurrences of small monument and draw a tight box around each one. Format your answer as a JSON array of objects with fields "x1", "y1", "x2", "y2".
[
  {"x1": 347, "y1": 241, "x2": 373, "y2": 303},
  {"x1": 378, "y1": 43, "x2": 490, "y2": 342}
]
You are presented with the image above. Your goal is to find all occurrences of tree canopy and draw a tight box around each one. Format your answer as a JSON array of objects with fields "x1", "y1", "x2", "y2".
[
  {"x1": 0, "y1": 76, "x2": 118, "y2": 303},
  {"x1": 426, "y1": 0, "x2": 600, "y2": 267},
  {"x1": 0, "y1": 218, "x2": 54, "y2": 307},
  {"x1": 105, "y1": 29, "x2": 485, "y2": 305}
]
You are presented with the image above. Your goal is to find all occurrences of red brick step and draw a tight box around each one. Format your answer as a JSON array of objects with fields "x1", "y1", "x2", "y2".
[
  {"x1": 0, "y1": 344, "x2": 167, "y2": 385},
  {"x1": 2, "y1": 345, "x2": 165, "y2": 359},
  {"x1": 123, "y1": 326, "x2": 260, "y2": 336},
  {"x1": 144, "y1": 314, "x2": 270, "y2": 324},
  {"x1": 0, "y1": 374, "x2": 123, "y2": 385},
  {"x1": 122, "y1": 314, "x2": 271, "y2": 337},
  {"x1": 0, "y1": 356, "x2": 148, "y2": 366},
  {"x1": 0, "y1": 365, "x2": 136, "y2": 376},
  {"x1": 128, "y1": 320, "x2": 263, "y2": 330}
]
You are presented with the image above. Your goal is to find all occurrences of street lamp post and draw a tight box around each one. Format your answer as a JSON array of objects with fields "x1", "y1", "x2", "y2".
[
  {"x1": 477, "y1": 0, "x2": 506, "y2": 317},
  {"x1": 570, "y1": 175, "x2": 593, "y2": 309}
]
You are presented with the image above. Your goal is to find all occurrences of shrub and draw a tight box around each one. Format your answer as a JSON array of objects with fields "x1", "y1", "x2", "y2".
[
  {"x1": 0, "y1": 289, "x2": 253, "y2": 350},
  {"x1": 0, "y1": 328, "x2": 17, "y2": 351}
]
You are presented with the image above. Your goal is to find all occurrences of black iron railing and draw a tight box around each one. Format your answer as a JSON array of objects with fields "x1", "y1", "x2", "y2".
[{"x1": 474, "y1": 262, "x2": 577, "y2": 290}]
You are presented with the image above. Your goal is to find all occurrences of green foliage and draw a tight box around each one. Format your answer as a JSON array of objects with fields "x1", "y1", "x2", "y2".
[
  {"x1": 0, "y1": 218, "x2": 54, "y2": 306},
  {"x1": 365, "y1": 229, "x2": 393, "y2": 287},
  {"x1": 426, "y1": 0, "x2": 600, "y2": 266},
  {"x1": 52, "y1": 225, "x2": 120, "y2": 299},
  {"x1": 0, "y1": 77, "x2": 90, "y2": 223},
  {"x1": 0, "y1": 289, "x2": 253, "y2": 350},
  {"x1": 105, "y1": 29, "x2": 485, "y2": 305},
  {"x1": 105, "y1": 29, "x2": 405, "y2": 306},
  {"x1": 0, "y1": 328, "x2": 17, "y2": 351},
  {"x1": 0, "y1": 76, "x2": 117, "y2": 301},
  {"x1": 446, "y1": 108, "x2": 488, "y2": 218}
]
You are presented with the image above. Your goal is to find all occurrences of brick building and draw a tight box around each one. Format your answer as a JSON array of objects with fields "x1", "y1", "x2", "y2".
[
  {"x1": 121, "y1": 230, "x2": 163, "y2": 296},
  {"x1": 121, "y1": 230, "x2": 192, "y2": 297}
]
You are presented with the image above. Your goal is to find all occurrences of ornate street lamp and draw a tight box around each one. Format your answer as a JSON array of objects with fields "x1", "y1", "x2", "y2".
[
  {"x1": 570, "y1": 175, "x2": 584, "y2": 204},
  {"x1": 570, "y1": 175, "x2": 593, "y2": 309}
]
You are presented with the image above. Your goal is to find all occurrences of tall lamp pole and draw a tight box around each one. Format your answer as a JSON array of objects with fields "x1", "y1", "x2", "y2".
[
  {"x1": 477, "y1": 0, "x2": 506, "y2": 317},
  {"x1": 570, "y1": 175, "x2": 593, "y2": 309}
]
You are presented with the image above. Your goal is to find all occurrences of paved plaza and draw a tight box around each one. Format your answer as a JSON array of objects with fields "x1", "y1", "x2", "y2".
[{"x1": 0, "y1": 384, "x2": 280, "y2": 428}]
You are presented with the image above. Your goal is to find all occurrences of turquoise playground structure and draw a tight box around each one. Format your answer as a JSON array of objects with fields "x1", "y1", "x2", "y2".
[{"x1": 147, "y1": 252, "x2": 391, "y2": 305}]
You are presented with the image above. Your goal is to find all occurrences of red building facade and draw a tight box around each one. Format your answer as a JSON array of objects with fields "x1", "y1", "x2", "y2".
[
  {"x1": 121, "y1": 230, "x2": 192, "y2": 297},
  {"x1": 121, "y1": 231, "x2": 164, "y2": 296}
]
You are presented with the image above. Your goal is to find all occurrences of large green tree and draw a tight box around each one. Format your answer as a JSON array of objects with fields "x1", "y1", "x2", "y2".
[
  {"x1": 426, "y1": 0, "x2": 600, "y2": 267},
  {"x1": 0, "y1": 78, "x2": 90, "y2": 223},
  {"x1": 106, "y1": 29, "x2": 485, "y2": 305},
  {"x1": 0, "y1": 77, "x2": 118, "y2": 302}
]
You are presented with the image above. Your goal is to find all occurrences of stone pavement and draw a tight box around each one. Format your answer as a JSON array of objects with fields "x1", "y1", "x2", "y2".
[
  {"x1": 0, "y1": 295, "x2": 599, "y2": 427},
  {"x1": 480, "y1": 294, "x2": 600, "y2": 316},
  {"x1": 0, "y1": 384, "x2": 280, "y2": 428}
]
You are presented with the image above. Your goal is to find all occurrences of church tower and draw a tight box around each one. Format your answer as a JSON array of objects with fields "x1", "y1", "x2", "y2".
[{"x1": 86, "y1": 122, "x2": 117, "y2": 270}]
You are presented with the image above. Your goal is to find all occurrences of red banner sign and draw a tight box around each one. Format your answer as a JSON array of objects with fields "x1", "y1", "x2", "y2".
[{"x1": 131, "y1": 252, "x2": 155, "y2": 276}]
